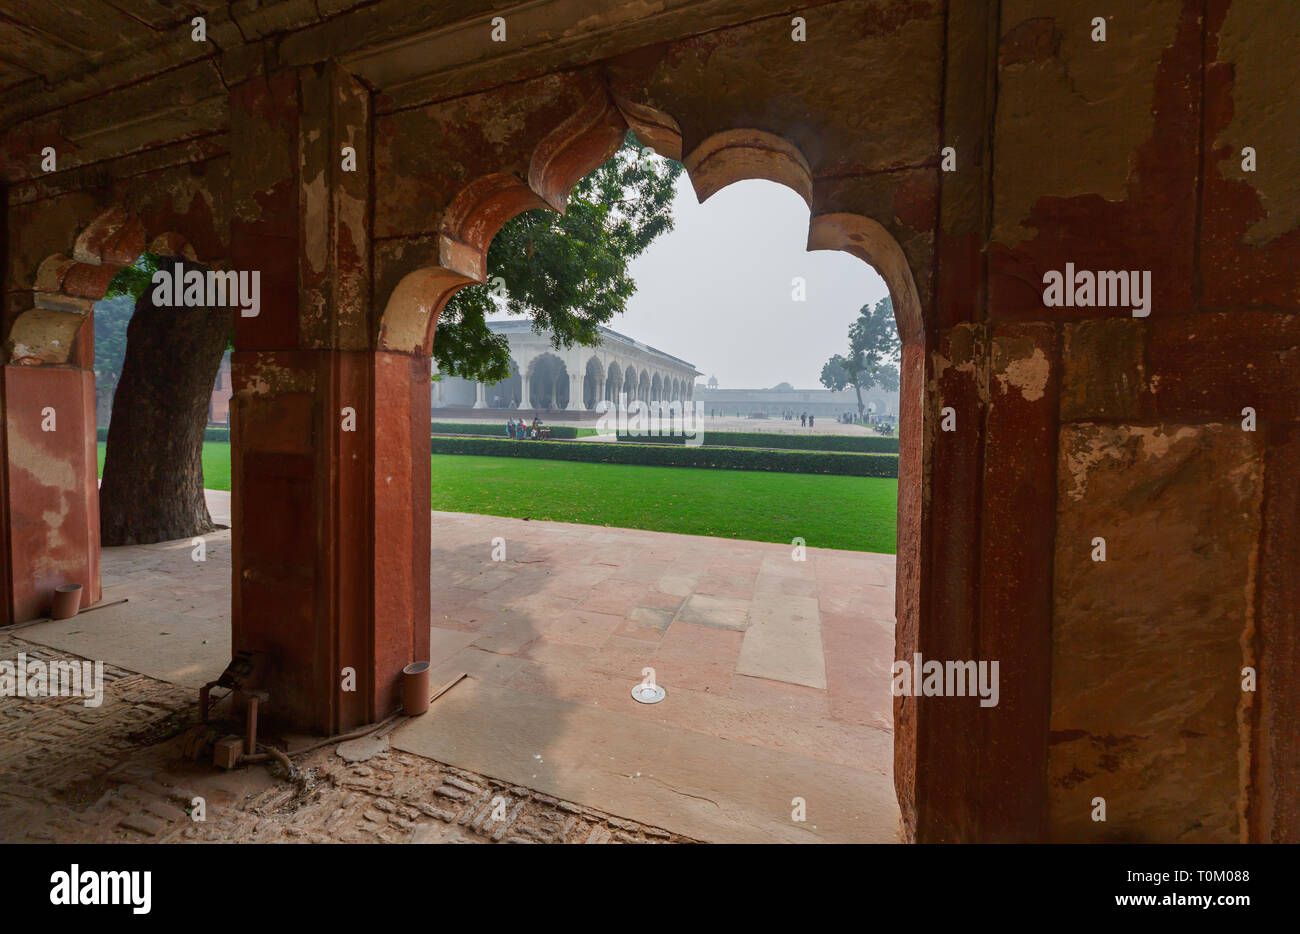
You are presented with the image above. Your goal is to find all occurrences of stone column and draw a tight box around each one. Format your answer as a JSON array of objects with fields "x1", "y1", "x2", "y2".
[
  {"x1": 0, "y1": 314, "x2": 102, "y2": 624},
  {"x1": 228, "y1": 65, "x2": 428, "y2": 735},
  {"x1": 567, "y1": 371, "x2": 584, "y2": 410},
  {"x1": 518, "y1": 357, "x2": 533, "y2": 409},
  {"x1": 473, "y1": 381, "x2": 488, "y2": 408}
]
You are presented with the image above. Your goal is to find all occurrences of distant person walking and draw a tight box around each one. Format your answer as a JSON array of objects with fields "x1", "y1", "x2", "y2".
[
  {"x1": 808, "y1": 414, "x2": 815, "y2": 428},
  {"x1": 800, "y1": 412, "x2": 806, "y2": 427}
]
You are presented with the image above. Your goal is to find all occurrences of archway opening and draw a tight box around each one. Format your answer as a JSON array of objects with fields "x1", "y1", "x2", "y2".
[
  {"x1": 584, "y1": 357, "x2": 604, "y2": 409},
  {"x1": 528, "y1": 353, "x2": 568, "y2": 410},
  {"x1": 383, "y1": 123, "x2": 923, "y2": 843}
]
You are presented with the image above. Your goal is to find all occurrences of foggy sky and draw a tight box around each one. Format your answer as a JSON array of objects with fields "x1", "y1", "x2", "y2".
[{"x1": 616, "y1": 176, "x2": 889, "y2": 390}]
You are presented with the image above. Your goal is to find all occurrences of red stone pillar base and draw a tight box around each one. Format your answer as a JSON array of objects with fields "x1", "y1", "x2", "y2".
[
  {"x1": 0, "y1": 363, "x2": 102, "y2": 624},
  {"x1": 230, "y1": 349, "x2": 430, "y2": 735}
]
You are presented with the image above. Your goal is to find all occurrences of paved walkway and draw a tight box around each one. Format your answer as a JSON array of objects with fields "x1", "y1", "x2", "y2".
[{"x1": 7, "y1": 491, "x2": 899, "y2": 843}]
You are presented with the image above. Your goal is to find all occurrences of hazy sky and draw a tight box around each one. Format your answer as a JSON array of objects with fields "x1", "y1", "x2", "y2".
[{"x1": 615, "y1": 176, "x2": 889, "y2": 390}]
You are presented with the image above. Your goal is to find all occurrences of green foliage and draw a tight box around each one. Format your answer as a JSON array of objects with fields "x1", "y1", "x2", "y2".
[
  {"x1": 820, "y1": 296, "x2": 901, "y2": 411},
  {"x1": 104, "y1": 252, "x2": 161, "y2": 301},
  {"x1": 91, "y1": 295, "x2": 135, "y2": 406},
  {"x1": 616, "y1": 430, "x2": 899, "y2": 453},
  {"x1": 436, "y1": 132, "x2": 682, "y2": 383},
  {"x1": 429, "y1": 420, "x2": 594, "y2": 440},
  {"x1": 430, "y1": 435, "x2": 899, "y2": 478},
  {"x1": 99, "y1": 425, "x2": 229, "y2": 442},
  {"x1": 99, "y1": 425, "x2": 230, "y2": 443},
  {"x1": 92, "y1": 254, "x2": 162, "y2": 408}
]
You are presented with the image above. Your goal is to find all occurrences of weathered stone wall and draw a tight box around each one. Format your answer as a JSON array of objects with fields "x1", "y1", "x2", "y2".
[{"x1": 0, "y1": 0, "x2": 1295, "y2": 841}]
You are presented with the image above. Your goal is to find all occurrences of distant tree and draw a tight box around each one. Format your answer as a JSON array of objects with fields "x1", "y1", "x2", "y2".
[
  {"x1": 770, "y1": 381, "x2": 794, "y2": 391},
  {"x1": 820, "y1": 296, "x2": 900, "y2": 416},
  {"x1": 92, "y1": 293, "x2": 137, "y2": 424},
  {"x1": 436, "y1": 131, "x2": 682, "y2": 384}
]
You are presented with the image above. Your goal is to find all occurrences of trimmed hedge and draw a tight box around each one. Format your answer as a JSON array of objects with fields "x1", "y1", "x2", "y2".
[
  {"x1": 616, "y1": 430, "x2": 899, "y2": 454},
  {"x1": 431, "y1": 420, "x2": 593, "y2": 440},
  {"x1": 99, "y1": 423, "x2": 594, "y2": 443},
  {"x1": 431, "y1": 435, "x2": 898, "y2": 478},
  {"x1": 98, "y1": 426, "x2": 230, "y2": 442}
]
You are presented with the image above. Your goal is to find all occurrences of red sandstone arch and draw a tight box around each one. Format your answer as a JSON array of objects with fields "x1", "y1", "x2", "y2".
[
  {"x1": 6, "y1": 207, "x2": 203, "y2": 366},
  {"x1": 378, "y1": 101, "x2": 927, "y2": 375},
  {"x1": 0, "y1": 207, "x2": 212, "y2": 625},
  {"x1": 378, "y1": 88, "x2": 629, "y2": 356},
  {"x1": 374, "y1": 102, "x2": 932, "y2": 826}
]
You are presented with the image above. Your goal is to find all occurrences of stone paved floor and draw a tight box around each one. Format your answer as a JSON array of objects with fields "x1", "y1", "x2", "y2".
[
  {"x1": 5, "y1": 491, "x2": 897, "y2": 842},
  {"x1": 426, "y1": 510, "x2": 895, "y2": 741}
]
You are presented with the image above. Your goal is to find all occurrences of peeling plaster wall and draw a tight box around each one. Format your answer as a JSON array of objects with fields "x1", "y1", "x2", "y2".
[
  {"x1": 1212, "y1": 0, "x2": 1300, "y2": 246},
  {"x1": 994, "y1": 1, "x2": 1179, "y2": 246},
  {"x1": 0, "y1": 0, "x2": 1297, "y2": 841},
  {"x1": 1051, "y1": 423, "x2": 1261, "y2": 842}
]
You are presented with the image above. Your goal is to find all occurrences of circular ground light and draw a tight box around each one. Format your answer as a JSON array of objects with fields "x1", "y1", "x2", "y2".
[{"x1": 631, "y1": 683, "x2": 666, "y2": 704}]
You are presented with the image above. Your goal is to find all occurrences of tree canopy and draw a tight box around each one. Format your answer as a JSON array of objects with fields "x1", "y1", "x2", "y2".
[
  {"x1": 820, "y1": 296, "x2": 901, "y2": 413},
  {"x1": 435, "y1": 131, "x2": 682, "y2": 384}
]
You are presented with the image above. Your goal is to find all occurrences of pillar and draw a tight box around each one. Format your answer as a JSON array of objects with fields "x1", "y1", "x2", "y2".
[
  {"x1": 0, "y1": 317, "x2": 102, "y2": 624},
  {"x1": 228, "y1": 64, "x2": 428, "y2": 735},
  {"x1": 473, "y1": 381, "x2": 488, "y2": 409},
  {"x1": 567, "y1": 371, "x2": 584, "y2": 410},
  {"x1": 519, "y1": 357, "x2": 533, "y2": 410}
]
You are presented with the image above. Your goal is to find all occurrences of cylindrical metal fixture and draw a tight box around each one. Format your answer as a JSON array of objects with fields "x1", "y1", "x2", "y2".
[
  {"x1": 50, "y1": 584, "x2": 82, "y2": 620},
  {"x1": 402, "y1": 661, "x2": 431, "y2": 716}
]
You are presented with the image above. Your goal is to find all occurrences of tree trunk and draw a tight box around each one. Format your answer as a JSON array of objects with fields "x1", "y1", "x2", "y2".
[
  {"x1": 99, "y1": 264, "x2": 232, "y2": 545},
  {"x1": 854, "y1": 382, "x2": 865, "y2": 416}
]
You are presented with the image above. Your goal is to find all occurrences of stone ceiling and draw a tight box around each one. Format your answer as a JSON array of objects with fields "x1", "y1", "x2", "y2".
[{"x1": 1, "y1": 0, "x2": 810, "y2": 176}]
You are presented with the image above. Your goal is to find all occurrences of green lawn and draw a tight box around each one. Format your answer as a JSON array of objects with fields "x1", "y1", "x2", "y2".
[
  {"x1": 96, "y1": 441, "x2": 231, "y2": 491},
  {"x1": 430, "y1": 454, "x2": 896, "y2": 553},
  {"x1": 97, "y1": 442, "x2": 897, "y2": 553}
]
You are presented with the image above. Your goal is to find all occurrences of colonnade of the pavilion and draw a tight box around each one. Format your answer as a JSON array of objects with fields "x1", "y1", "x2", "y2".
[{"x1": 433, "y1": 345, "x2": 698, "y2": 411}]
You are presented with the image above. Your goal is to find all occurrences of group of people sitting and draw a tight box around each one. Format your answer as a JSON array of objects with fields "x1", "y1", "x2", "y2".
[{"x1": 507, "y1": 416, "x2": 545, "y2": 440}]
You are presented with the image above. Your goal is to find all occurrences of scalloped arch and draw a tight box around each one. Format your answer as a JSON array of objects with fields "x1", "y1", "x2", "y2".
[
  {"x1": 379, "y1": 89, "x2": 629, "y2": 356},
  {"x1": 5, "y1": 208, "x2": 202, "y2": 366}
]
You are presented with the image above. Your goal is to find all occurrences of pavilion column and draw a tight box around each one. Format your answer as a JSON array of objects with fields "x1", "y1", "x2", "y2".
[
  {"x1": 567, "y1": 372, "x2": 584, "y2": 410},
  {"x1": 519, "y1": 360, "x2": 533, "y2": 409},
  {"x1": 473, "y1": 381, "x2": 488, "y2": 409},
  {"x1": 227, "y1": 64, "x2": 428, "y2": 735}
]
